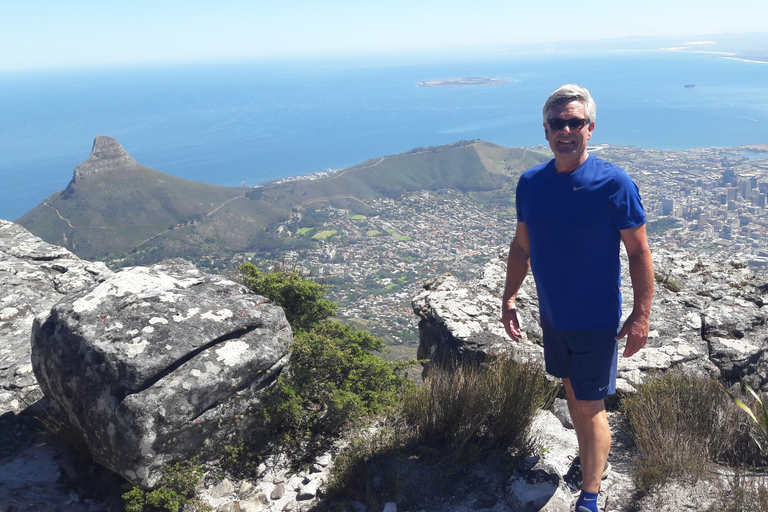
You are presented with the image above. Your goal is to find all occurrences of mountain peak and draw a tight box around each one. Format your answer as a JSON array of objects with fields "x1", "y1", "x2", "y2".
[{"x1": 72, "y1": 136, "x2": 137, "y2": 180}]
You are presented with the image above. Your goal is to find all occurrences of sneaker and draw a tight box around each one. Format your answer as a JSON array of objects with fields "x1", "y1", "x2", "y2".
[{"x1": 563, "y1": 455, "x2": 612, "y2": 495}]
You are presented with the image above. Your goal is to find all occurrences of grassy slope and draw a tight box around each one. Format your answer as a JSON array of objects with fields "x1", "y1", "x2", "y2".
[
  {"x1": 17, "y1": 141, "x2": 550, "y2": 264},
  {"x1": 17, "y1": 161, "x2": 248, "y2": 260}
]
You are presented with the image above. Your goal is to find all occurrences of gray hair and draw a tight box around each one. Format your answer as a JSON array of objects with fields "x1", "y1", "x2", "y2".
[{"x1": 542, "y1": 84, "x2": 596, "y2": 123}]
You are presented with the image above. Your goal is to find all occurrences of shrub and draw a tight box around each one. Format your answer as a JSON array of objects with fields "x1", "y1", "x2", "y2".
[
  {"x1": 623, "y1": 372, "x2": 747, "y2": 493},
  {"x1": 220, "y1": 442, "x2": 262, "y2": 478},
  {"x1": 654, "y1": 271, "x2": 681, "y2": 292},
  {"x1": 239, "y1": 262, "x2": 414, "y2": 442},
  {"x1": 262, "y1": 320, "x2": 413, "y2": 439},
  {"x1": 122, "y1": 459, "x2": 210, "y2": 512},
  {"x1": 239, "y1": 261, "x2": 337, "y2": 331}
]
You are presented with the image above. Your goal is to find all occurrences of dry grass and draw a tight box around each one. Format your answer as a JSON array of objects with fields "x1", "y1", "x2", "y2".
[
  {"x1": 324, "y1": 356, "x2": 556, "y2": 507},
  {"x1": 623, "y1": 372, "x2": 754, "y2": 493},
  {"x1": 707, "y1": 472, "x2": 768, "y2": 512},
  {"x1": 400, "y1": 356, "x2": 555, "y2": 458}
]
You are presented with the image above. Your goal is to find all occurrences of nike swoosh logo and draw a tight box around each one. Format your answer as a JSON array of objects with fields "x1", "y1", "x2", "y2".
[
  {"x1": 573, "y1": 186, "x2": 586, "y2": 191},
  {"x1": 599, "y1": 385, "x2": 608, "y2": 391}
]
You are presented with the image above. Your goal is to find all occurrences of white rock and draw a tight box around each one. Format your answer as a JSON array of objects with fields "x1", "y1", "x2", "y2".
[
  {"x1": 239, "y1": 480, "x2": 254, "y2": 494},
  {"x1": 297, "y1": 479, "x2": 318, "y2": 500},
  {"x1": 316, "y1": 453, "x2": 333, "y2": 467},
  {"x1": 270, "y1": 482, "x2": 286, "y2": 500},
  {"x1": 210, "y1": 478, "x2": 235, "y2": 498},
  {"x1": 239, "y1": 497, "x2": 267, "y2": 512}
]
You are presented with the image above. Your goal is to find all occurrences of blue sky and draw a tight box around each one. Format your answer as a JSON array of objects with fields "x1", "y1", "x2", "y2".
[{"x1": 1, "y1": 0, "x2": 767, "y2": 71}]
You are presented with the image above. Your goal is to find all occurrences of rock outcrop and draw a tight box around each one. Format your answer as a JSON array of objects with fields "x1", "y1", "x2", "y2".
[
  {"x1": 31, "y1": 259, "x2": 292, "y2": 488},
  {"x1": 0, "y1": 219, "x2": 110, "y2": 414},
  {"x1": 3, "y1": 219, "x2": 765, "y2": 510},
  {"x1": 413, "y1": 246, "x2": 768, "y2": 391},
  {"x1": 71, "y1": 135, "x2": 138, "y2": 181},
  {"x1": 0, "y1": 220, "x2": 113, "y2": 510}
]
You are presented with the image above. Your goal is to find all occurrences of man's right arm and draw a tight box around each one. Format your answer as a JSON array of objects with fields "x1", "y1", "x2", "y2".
[{"x1": 502, "y1": 221, "x2": 531, "y2": 341}]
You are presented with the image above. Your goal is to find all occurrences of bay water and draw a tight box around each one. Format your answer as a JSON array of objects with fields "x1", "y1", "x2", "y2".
[{"x1": 1, "y1": 50, "x2": 767, "y2": 220}]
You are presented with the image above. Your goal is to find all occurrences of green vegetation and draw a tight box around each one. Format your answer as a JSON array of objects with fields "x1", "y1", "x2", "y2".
[
  {"x1": 122, "y1": 459, "x2": 210, "y2": 512},
  {"x1": 262, "y1": 321, "x2": 413, "y2": 439},
  {"x1": 296, "y1": 227, "x2": 314, "y2": 235},
  {"x1": 400, "y1": 357, "x2": 555, "y2": 457},
  {"x1": 312, "y1": 229, "x2": 337, "y2": 240},
  {"x1": 352, "y1": 215, "x2": 366, "y2": 220},
  {"x1": 647, "y1": 217, "x2": 681, "y2": 235},
  {"x1": 395, "y1": 235, "x2": 412, "y2": 241},
  {"x1": 655, "y1": 271, "x2": 682, "y2": 293},
  {"x1": 239, "y1": 262, "x2": 412, "y2": 441},
  {"x1": 239, "y1": 262, "x2": 336, "y2": 331},
  {"x1": 367, "y1": 230, "x2": 381, "y2": 236},
  {"x1": 132, "y1": 257, "x2": 768, "y2": 510}
]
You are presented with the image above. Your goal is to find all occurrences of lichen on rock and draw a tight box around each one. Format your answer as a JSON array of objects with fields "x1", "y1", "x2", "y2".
[{"x1": 31, "y1": 258, "x2": 292, "y2": 488}]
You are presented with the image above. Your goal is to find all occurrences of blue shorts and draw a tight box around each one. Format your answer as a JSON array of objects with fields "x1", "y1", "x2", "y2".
[{"x1": 541, "y1": 315, "x2": 619, "y2": 401}]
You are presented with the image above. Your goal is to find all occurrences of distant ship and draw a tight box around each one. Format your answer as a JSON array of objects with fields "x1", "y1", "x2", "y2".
[{"x1": 684, "y1": 84, "x2": 696, "y2": 88}]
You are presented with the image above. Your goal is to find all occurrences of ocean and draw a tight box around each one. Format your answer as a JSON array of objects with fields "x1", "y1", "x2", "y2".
[{"x1": 1, "y1": 50, "x2": 767, "y2": 220}]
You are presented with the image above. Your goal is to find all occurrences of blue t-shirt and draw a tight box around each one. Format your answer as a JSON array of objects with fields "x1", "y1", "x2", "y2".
[{"x1": 515, "y1": 155, "x2": 646, "y2": 330}]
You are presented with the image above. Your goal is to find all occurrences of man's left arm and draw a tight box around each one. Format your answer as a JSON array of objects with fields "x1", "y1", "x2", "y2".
[{"x1": 616, "y1": 224, "x2": 654, "y2": 357}]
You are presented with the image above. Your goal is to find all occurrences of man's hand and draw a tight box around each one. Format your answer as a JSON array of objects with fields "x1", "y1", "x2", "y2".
[
  {"x1": 615, "y1": 310, "x2": 649, "y2": 357},
  {"x1": 618, "y1": 224, "x2": 654, "y2": 358},
  {"x1": 502, "y1": 303, "x2": 522, "y2": 341},
  {"x1": 502, "y1": 222, "x2": 531, "y2": 342}
]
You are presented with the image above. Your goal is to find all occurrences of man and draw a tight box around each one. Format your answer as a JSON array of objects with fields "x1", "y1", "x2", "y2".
[{"x1": 501, "y1": 84, "x2": 654, "y2": 512}]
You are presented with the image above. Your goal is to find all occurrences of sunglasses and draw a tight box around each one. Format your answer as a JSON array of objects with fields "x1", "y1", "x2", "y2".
[{"x1": 546, "y1": 118, "x2": 589, "y2": 131}]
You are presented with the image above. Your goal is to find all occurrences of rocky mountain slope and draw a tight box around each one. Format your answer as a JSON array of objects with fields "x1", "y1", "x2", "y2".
[
  {"x1": 412, "y1": 247, "x2": 768, "y2": 393},
  {"x1": 3, "y1": 219, "x2": 767, "y2": 511}
]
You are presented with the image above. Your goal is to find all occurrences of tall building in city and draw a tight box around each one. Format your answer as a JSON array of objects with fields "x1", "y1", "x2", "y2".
[{"x1": 662, "y1": 198, "x2": 675, "y2": 216}]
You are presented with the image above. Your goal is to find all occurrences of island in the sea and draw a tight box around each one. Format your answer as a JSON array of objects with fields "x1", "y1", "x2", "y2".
[{"x1": 416, "y1": 77, "x2": 510, "y2": 88}]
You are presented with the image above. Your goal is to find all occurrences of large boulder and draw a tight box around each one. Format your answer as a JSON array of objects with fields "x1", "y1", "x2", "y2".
[
  {"x1": 412, "y1": 246, "x2": 768, "y2": 391},
  {"x1": 31, "y1": 259, "x2": 292, "y2": 488}
]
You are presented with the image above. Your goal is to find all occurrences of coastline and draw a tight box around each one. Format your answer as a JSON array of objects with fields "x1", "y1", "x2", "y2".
[
  {"x1": 3, "y1": 49, "x2": 767, "y2": 220},
  {"x1": 721, "y1": 56, "x2": 768, "y2": 64}
]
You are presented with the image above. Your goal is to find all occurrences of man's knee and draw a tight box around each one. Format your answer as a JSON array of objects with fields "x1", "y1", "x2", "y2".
[
  {"x1": 564, "y1": 380, "x2": 605, "y2": 419},
  {"x1": 571, "y1": 397, "x2": 606, "y2": 419}
]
